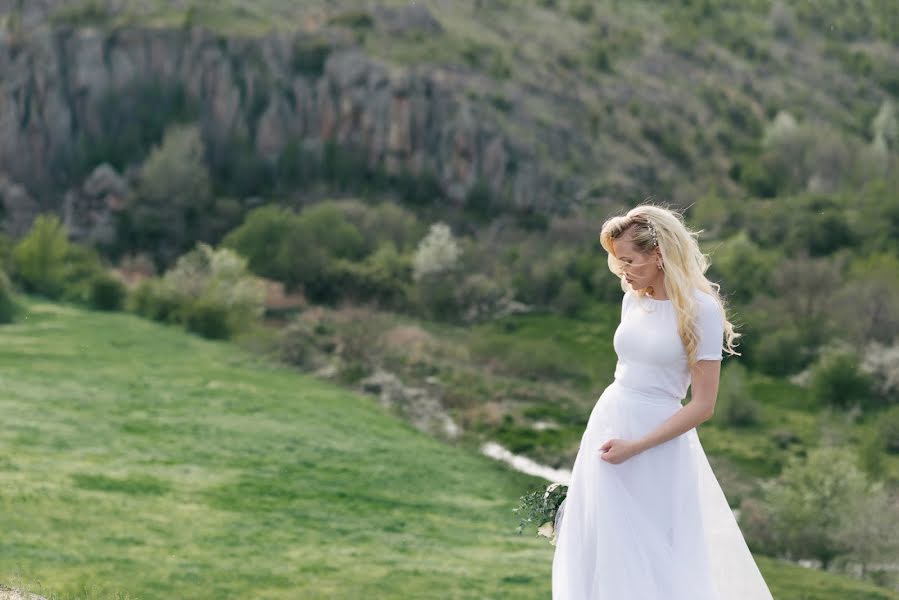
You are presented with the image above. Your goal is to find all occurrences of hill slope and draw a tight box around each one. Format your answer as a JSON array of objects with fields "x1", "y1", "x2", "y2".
[{"x1": 1, "y1": 301, "x2": 898, "y2": 599}]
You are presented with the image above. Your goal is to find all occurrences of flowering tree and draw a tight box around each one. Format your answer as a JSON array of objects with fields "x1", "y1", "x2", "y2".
[
  {"x1": 413, "y1": 222, "x2": 460, "y2": 281},
  {"x1": 412, "y1": 222, "x2": 462, "y2": 320}
]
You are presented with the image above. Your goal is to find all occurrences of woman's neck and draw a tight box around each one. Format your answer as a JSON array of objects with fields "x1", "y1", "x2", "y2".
[{"x1": 646, "y1": 285, "x2": 668, "y2": 301}]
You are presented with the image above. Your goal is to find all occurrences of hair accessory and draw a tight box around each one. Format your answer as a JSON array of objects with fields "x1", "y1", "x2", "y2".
[{"x1": 647, "y1": 219, "x2": 658, "y2": 247}]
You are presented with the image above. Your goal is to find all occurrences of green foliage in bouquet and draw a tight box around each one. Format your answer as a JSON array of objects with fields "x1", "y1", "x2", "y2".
[{"x1": 513, "y1": 482, "x2": 568, "y2": 545}]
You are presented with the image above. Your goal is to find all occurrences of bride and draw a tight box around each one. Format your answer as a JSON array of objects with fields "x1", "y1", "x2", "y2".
[{"x1": 551, "y1": 205, "x2": 774, "y2": 599}]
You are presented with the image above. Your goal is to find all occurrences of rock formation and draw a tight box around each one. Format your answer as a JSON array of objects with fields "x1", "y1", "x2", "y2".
[{"x1": 0, "y1": 16, "x2": 562, "y2": 237}]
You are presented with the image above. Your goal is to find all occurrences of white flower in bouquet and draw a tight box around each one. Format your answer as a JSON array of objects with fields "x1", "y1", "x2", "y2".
[
  {"x1": 537, "y1": 520, "x2": 555, "y2": 543},
  {"x1": 514, "y1": 481, "x2": 568, "y2": 545},
  {"x1": 544, "y1": 482, "x2": 561, "y2": 499}
]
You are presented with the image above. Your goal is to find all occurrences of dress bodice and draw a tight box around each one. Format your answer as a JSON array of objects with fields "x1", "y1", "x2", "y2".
[{"x1": 612, "y1": 288, "x2": 724, "y2": 401}]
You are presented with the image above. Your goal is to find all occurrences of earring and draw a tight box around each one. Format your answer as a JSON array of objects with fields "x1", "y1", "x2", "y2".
[{"x1": 657, "y1": 263, "x2": 663, "y2": 270}]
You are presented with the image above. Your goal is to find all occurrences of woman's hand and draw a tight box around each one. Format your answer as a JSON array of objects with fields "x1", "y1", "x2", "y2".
[{"x1": 598, "y1": 438, "x2": 643, "y2": 464}]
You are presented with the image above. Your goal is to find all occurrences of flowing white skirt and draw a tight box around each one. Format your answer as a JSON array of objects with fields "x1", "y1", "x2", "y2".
[{"x1": 552, "y1": 379, "x2": 774, "y2": 600}]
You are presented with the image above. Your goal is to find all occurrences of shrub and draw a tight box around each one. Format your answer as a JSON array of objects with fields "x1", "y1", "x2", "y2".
[
  {"x1": 713, "y1": 363, "x2": 762, "y2": 427},
  {"x1": 336, "y1": 200, "x2": 424, "y2": 254},
  {"x1": 857, "y1": 427, "x2": 886, "y2": 481},
  {"x1": 222, "y1": 205, "x2": 297, "y2": 281},
  {"x1": 183, "y1": 298, "x2": 232, "y2": 340},
  {"x1": 328, "y1": 10, "x2": 374, "y2": 30},
  {"x1": 59, "y1": 243, "x2": 106, "y2": 304},
  {"x1": 568, "y1": 2, "x2": 593, "y2": 22},
  {"x1": 511, "y1": 249, "x2": 570, "y2": 307},
  {"x1": 161, "y1": 242, "x2": 265, "y2": 336},
  {"x1": 49, "y1": 0, "x2": 112, "y2": 27},
  {"x1": 464, "y1": 180, "x2": 500, "y2": 221},
  {"x1": 333, "y1": 307, "x2": 387, "y2": 383},
  {"x1": 12, "y1": 214, "x2": 70, "y2": 298},
  {"x1": 457, "y1": 273, "x2": 512, "y2": 323},
  {"x1": 88, "y1": 273, "x2": 127, "y2": 311},
  {"x1": 0, "y1": 270, "x2": 19, "y2": 324},
  {"x1": 832, "y1": 477, "x2": 899, "y2": 580},
  {"x1": 754, "y1": 113, "x2": 861, "y2": 196},
  {"x1": 129, "y1": 243, "x2": 265, "y2": 339},
  {"x1": 334, "y1": 243, "x2": 412, "y2": 310},
  {"x1": 553, "y1": 280, "x2": 588, "y2": 317},
  {"x1": 707, "y1": 232, "x2": 774, "y2": 304},
  {"x1": 223, "y1": 202, "x2": 366, "y2": 303},
  {"x1": 279, "y1": 319, "x2": 316, "y2": 369},
  {"x1": 809, "y1": 348, "x2": 876, "y2": 410},
  {"x1": 414, "y1": 273, "x2": 462, "y2": 321},
  {"x1": 769, "y1": 427, "x2": 801, "y2": 450},
  {"x1": 0, "y1": 232, "x2": 13, "y2": 272},
  {"x1": 881, "y1": 405, "x2": 899, "y2": 454},
  {"x1": 743, "y1": 446, "x2": 869, "y2": 568},
  {"x1": 128, "y1": 279, "x2": 181, "y2": 323},
  {"x1": 860, "y1": 340, "x2": 899, "y2": 404},
  {"x1": 10, "y1": 219, "x2": 107, "y2": 309},
  {"x1": 746, "y1": 324, "x2": 811, "y2": 377}
]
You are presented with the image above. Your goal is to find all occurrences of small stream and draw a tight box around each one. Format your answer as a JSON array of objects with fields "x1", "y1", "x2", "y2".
[{"x1": 480, "y1": 440, "x2": 572, "y2": 485}]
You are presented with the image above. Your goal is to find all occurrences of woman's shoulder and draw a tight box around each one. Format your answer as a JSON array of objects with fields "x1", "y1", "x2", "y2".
[
  {"x1": 693, "y1": 288, "x2": 723, "y2": 317},
  {"x1": 693, "y1": 288, "x2": 716, "y2": 304}
]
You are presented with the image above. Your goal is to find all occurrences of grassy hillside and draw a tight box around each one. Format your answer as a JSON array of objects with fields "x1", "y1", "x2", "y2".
[{"x1": 1, "y1": 299, "x2": 898, "y2": 599}]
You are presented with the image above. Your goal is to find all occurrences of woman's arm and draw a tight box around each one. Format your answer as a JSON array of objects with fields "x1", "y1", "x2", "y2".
[{"x1": 634, "y1": 359, "x2": 721, "y2": 454}]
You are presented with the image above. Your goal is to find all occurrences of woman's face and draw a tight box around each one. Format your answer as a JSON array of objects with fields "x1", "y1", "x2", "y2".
[{"x1": 612, "y1": 237, "x2": 661, "y2": 290}]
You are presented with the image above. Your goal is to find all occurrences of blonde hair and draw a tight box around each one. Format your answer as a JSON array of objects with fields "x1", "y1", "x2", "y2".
[{"x1": 598, "y1": 203, "x2": 741, "y2": 367}]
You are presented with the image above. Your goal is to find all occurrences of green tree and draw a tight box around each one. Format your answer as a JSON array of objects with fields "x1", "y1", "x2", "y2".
[
  {"x1": 12, "y1": 213, "x2": 71, "y2": 298},
  {"x1": 128, "y1": 124, "x2": 212, "y2": 265},
  {"x1": 833, "y1": 479, "x2": 899, "y2": 581},
  {"x1": 413, "y1": 223, "x2": 462, "y2": 320},
  {"x1": 809, "y1": 347, "x2": 876, "y2": 410},
  {"x1": 712, "y1": 362, "x2": 762, "y2": 427},
  {"x1": 222, "y1": 205, "x2": 297, "y2": 282},
  {"x1": 0, "y1": 270, "x2": 19, "y2": 323},
  {"x1": 132, "y1": 242, "x2": 266, "y2": 339},
  {"x1": 752, "y1": 446, "x2": 869, "y2": 569},
  {"x1": 707, "y1": 231, "x2": 773, "y2": 304}
]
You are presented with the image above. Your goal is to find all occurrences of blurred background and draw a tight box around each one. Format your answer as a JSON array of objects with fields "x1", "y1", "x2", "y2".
[{"x1": 1, "y1": 0, "x2": 898, "y2": 598}]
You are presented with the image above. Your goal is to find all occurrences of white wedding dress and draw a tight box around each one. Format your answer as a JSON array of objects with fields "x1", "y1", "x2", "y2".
[{"x1": 552, "y1": 288, "x2": 774, "y2": 599}]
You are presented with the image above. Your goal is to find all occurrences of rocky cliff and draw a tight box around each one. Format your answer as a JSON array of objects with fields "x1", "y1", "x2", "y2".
[
  {"x1": 0, "y1": 16, "x2": 560, "y2": 235},
  {"x1": 2, "y1": 1, "x2": 896, "y2": 240}
]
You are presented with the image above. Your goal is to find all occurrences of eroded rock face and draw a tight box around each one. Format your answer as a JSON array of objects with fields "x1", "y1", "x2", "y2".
[
  {"x1": 62, "y1": 163, "x2": 128, "y2": 245},
  {"x1": 360, "y1": 368, "x2": 461, "y2": 440},
  {"x1": 0, "y1": 173, "x2": 41, "y2": 238},
  {"x1": 0, "y1": 24, "x2": 559, "y2": 217}
]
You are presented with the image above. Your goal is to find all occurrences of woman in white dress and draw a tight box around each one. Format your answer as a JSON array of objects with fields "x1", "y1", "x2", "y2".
[{"x1": 551, "y1": 205, "x2": 774, "y2": 599}]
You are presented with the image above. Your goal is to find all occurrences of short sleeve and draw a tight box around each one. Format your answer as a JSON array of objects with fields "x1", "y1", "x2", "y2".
[
  {"x1": 621, "y1": 290, "x2": 634, "y2": 320},
  {"x1": 695, "y1": 295, "x2": 724, "y2": 361}
]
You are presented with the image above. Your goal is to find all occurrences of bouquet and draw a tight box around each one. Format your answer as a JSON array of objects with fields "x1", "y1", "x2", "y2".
[{"x1": 513, "y1": 482, "x2": 568, "y2": 546}]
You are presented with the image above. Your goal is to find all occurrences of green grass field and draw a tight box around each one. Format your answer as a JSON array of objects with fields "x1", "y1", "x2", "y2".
[{"x1": 2, "y1": 299, "x2": 898, "y2": 599}]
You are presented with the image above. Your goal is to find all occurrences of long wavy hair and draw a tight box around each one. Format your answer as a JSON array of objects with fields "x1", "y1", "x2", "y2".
[{"x1": 598, "y1": 203, "x2": 741, "y2": 367}]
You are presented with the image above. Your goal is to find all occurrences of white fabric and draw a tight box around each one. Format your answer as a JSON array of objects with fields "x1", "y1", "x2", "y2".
[
  {"x1": 552, "y1": 288, "x2": 773, "y2": 599},
  {"x1": 613, "y1": 288, "x2": 724, "y2": 400}
]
